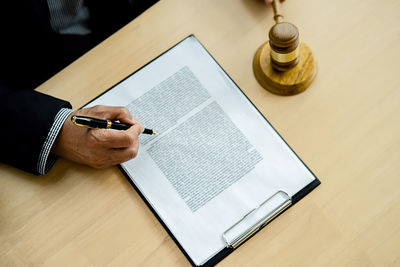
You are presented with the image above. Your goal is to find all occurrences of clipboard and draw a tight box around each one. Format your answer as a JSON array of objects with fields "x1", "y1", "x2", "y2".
[{"x1": 84, "y1": 35, "x2": 321, "y2": 266}]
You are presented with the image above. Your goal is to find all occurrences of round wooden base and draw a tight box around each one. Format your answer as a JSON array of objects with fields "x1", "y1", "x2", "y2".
[{"x1": 253, "y1": 42, "x2": 317, "y2": 96}]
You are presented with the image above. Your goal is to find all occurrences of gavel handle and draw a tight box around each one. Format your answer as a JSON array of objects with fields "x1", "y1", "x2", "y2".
[{"x1": 272, "y1": 0, "x2": 284, "y2": 24}]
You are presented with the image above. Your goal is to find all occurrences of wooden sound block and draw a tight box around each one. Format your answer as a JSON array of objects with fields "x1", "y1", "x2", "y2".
[{"x1": 253, "y1": 42, "x2": 317, "y2": 96}]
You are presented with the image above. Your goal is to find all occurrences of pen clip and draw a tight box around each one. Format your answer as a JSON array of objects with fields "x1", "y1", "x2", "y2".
[{"x1": 71, "y1": 115, "x2": 105, "y2": 129}]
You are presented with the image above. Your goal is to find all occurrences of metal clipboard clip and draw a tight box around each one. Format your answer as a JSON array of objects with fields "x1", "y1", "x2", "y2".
[{"x1": 222, "y1": 190, "x2": 292, "y2": 249}]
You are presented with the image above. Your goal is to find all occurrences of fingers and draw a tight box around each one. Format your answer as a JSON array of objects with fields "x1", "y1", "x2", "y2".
[
  {"x1": 85, "y1": 120, "x2": 143, "y2": 167},
  {"x1": 56, "y1": 105, "x2": 145, "y2": 169},
  {"x1": 126, "y1": 121, "x2": 145, "y2": 136},
  {"x1": 265, "y1": 0, "x2": 285, "y2": 4},
  {"x1": 109, "y1": 145, "x2": 140, "y2": 165},
  {"x1": 87, "y1": 121, "x2": 143, "y2": 148},
  {"x1": 81, "y1": 105, "x2": 135, "y2": 125},
  {"x1": 88, "y1": 146, "x2": 139, "y2": 168},
  {"x1": 87, "y1": 129, "x2": 135, "y2": 148},
  {"x1": 88, "y1": 133, "x2": 141, "y2": 168},
  {"x1": 84, "y1": 129, "x2": 141, "y2": 168}
]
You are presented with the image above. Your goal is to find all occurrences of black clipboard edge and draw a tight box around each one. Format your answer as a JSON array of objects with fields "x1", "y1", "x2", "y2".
[
  {"x1": 83, "y1": 34, "x2": 321, "y2": 267},
  {"x1": 118, "y1": 165, "x2": 320, "y2": 267},
  {"x1": 117, "y1": 165, "x2": 199, "y2": 267},
  {"x1": 202, "y1": 178, "x2": 321, "y2": 267}
]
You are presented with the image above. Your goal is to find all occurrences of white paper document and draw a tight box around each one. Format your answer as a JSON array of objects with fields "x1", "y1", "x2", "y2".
[{"x1": 86, "y1": 36, "x2": 318, "y2": 266}]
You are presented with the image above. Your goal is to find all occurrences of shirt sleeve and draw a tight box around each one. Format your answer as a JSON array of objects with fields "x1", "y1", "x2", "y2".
[{"x1": 37, "y1": 108, "x2": 74, "y2": 174}]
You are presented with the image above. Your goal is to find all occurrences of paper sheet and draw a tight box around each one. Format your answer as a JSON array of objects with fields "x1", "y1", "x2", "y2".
[{"x1": 86, "y1": 36, "x2": 316, "y2": 265}]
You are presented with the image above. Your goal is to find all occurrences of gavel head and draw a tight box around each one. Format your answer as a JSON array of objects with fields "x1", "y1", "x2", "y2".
[{"x1": 268, "y1": 22, "x2": 300, "y2": 71}]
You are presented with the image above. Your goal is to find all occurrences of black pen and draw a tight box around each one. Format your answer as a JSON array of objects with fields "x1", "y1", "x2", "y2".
[{"x1": 71, "y1": 115, "x2": 159, "y2": 135}]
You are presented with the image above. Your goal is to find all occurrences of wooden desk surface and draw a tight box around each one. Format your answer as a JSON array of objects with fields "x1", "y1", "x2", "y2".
[{"x1": 1, "y1": 0, "x2": 400, "y2": 266}]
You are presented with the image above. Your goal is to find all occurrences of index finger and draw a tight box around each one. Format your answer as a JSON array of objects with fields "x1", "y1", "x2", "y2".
[
  {"x1": 88, "y1": 128, "x2": 134, "y2": 148},
  {"x1": 87, "y1": 105, "x2": 135, "y2": 124},
  {"x1": 126, "y1": 121, "x2": 144, "y2": 137},
  {"x1": 265, "y1": 0, "x2": 285, "y2": 4}
]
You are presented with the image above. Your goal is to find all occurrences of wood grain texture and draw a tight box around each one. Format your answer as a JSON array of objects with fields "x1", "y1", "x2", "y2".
[
  {"x1": 269, "y1": 22, "x2": 300, "y2": 71},
  {"x1": 269, "y1": 22, "x2": 299, "y2": 49},
  {"x1": 253, "y1": 42, "x2": 316, "y2": 95},
  {"x1": 1, "y1": 0, "x2": 400, "y2": 266}
]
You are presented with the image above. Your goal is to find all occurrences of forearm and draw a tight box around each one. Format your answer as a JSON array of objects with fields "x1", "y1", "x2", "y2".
[{"x1": 0, "y1": 85, "x2": 143, "y2": 174}]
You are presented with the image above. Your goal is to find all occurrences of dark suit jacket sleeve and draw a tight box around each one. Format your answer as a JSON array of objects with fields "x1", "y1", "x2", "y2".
[{"x1": 0, "y1": 83, "x2": 72, "y2": 175}]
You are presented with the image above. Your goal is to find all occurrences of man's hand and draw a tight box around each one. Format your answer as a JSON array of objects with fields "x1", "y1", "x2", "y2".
[
  {"x1": 264, "y1": 0, "x2": 285, "y2": 4},
  {"x1": 52, "y1": 105, "x2": 144, "y2": 168}
]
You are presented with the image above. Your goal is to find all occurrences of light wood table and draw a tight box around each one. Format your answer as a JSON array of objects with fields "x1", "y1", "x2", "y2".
[{"x1": 1, "y1": 0, "x2": 400, "y2": 266}]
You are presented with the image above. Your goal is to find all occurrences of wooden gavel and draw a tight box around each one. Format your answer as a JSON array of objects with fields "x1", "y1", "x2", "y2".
[
  {"x1": 269, "y1": 1, "x2": 299, "y2": 71},
  {"x1": 252, "y1": 0, "x2": 317, "y2": 95}
]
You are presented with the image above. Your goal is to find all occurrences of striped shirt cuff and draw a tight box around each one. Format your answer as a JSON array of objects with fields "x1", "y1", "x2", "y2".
[{"x1": 37, "y1": 108, "x2": 74, "y2": 175}]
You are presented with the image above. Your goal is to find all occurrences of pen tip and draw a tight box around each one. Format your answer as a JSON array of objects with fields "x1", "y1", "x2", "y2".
[{"x1": 153, "y1": 130, "x2": 160, "y2": 135}]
